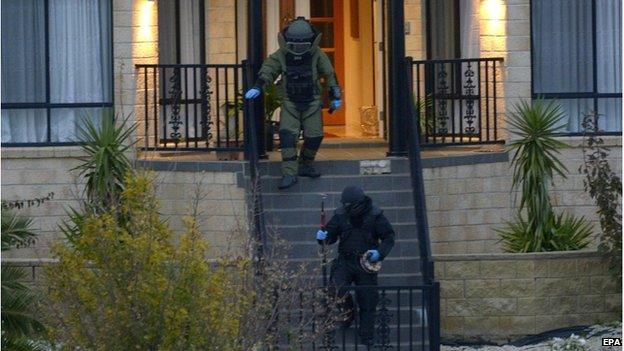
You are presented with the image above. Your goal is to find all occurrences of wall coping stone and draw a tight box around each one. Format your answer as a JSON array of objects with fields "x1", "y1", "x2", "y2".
[
  {"x1": 433, "y1": 250, "x2": 603, "y2": 261},
  {"x1": 557, "y1": 135, "x2": 621, "y2": 148},
  {"x1": 1, "y1": 146, "x2": 87, "y2": 159}
]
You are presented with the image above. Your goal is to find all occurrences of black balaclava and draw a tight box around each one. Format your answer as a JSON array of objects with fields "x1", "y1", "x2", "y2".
[{"x1": 341, "y1": 186, "x2": 372, "y2": 225}]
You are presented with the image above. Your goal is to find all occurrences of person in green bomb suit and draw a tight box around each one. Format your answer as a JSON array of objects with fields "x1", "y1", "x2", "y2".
[{"x1": 245, "y1": 17, "x2": 342, "y2": 190}]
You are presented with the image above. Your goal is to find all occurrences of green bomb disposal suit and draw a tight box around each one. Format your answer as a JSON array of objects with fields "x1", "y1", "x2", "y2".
[{"x1": 245, "y1": 17, "x2": 342, "y2": 190}]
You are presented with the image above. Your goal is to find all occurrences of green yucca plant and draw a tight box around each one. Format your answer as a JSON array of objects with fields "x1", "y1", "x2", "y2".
[
  {"x1": 498, "y1": 212, "x2": 592, "y2": 252},
  {"x1": 498, "y1": 99, "x2": 592, "y2": 252},
  {"x1": 72, "y1": 112, "x2": 136, "y2": 212},
  {"x1": 62, "y1": 112, "x2": 136, "y2": 244}
]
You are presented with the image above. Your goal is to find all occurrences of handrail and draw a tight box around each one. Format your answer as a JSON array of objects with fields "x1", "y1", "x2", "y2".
[
  {"x1": 412, "y1": 57, "x2": 504, "y2": 64},
  {"x1": 242, "y1": 60, "x2": 268, "y2": 258},
  {"x1": 405, "y1": 57, "x2": 440, "y2": 351},
  {"x1": 405, "y1": 57, "x2": 434, "y2": 283}
]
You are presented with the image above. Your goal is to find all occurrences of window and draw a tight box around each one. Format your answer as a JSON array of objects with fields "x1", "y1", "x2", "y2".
[
  {"x1": 1, "y1": 0, "x2": 113, "y2": 145},
  {"x1": 531, "y1": 0, "x2": 622, "y2": 133},
  {"x1": 426, "y1": 0, "x2": 480, "y2": 59}
]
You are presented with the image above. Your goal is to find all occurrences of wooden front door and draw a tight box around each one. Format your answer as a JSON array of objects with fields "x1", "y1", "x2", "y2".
[{"x1": 310, "y1": 0, "x2": 345, "y2": 126}]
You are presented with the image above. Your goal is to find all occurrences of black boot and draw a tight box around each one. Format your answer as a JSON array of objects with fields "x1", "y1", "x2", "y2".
[
  {"x1": 278, "y1": 175, "x2": 298, "y2": 190},
  {"x1": 298, "y1": 162, "x2": 321, "y2": 178}
]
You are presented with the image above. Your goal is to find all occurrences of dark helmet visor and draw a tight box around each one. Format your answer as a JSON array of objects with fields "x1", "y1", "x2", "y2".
[{"x1": 287, "y1": 41, "x2": 312, "y2": 54}]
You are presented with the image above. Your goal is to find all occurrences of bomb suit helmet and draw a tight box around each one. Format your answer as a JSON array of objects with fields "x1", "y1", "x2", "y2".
[{"x1": 279, "y1": 17, "x2": 322, "y2": 55}]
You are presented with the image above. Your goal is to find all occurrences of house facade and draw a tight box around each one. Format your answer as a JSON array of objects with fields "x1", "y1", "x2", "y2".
[
  {"x1": 1, "y1": 0, "x2": 622, "y2": 343},
  {"x1": 2, "y1": 0, "x2": 621, "y2": 256}
]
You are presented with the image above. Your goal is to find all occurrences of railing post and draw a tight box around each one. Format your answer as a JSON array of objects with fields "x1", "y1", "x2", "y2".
[
  {"x1": 428, "y1": 282, "x2": 441, "y2": 351},
  {"x1": 386, "y1": 0, "x2": 408, "y2": 156},
  {"x1": 247, "y1": 0, "x2": 267, "y2": 158}
]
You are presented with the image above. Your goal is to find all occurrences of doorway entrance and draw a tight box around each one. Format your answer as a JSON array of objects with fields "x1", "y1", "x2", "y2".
[{"x1": 268, "y1": 0, "x2": 381, "y2": 140}]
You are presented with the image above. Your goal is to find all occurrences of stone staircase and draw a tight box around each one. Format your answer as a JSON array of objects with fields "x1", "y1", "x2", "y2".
[{"x1": 248, "y1": 156, "x2": 430, "y2": 349}]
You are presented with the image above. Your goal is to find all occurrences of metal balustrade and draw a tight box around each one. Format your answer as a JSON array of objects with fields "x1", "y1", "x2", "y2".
[
  {"x1": 273, "y1": 285, "x2": 440, "y2": 351},
  {"x1": 135, "y1": 63, "x2": 247, "y2": 151},
  {"x1": 408, "y1": 57, "x2": 505, "y2": 146}
]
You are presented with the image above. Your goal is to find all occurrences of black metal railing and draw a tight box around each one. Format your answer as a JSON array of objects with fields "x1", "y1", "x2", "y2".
[
  {"x1": 135, "y1": 63, "x2": 247, "y2": 151},
  {"x1": 404, "y1": 57, "x2": 442, "y2": 351},
  {"x1": 272, "y1": 285, "x2": 439, "y2": 350},
  {"x1": 409, "y1": 57, "x2": 504, "y2": 146}
]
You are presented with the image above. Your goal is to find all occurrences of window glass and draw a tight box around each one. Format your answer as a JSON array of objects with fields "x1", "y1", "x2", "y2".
[
  {"x1": 1, "y1": 0, "x2": 46, "y2": 103},
  {"x1": 532, "y1": 0, "x2": 593, "y2": 94},
  {"x1": 531, "y1": 0, "x2": 622, "y2": 133},
  {"x1": 1, "y1": 0, "x2": 112, "y2": 144},
  {"x1": 596, "y1": 0, "x2": 622, "y2": 93}
]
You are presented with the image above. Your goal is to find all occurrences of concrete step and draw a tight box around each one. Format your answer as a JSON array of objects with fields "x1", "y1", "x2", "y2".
[
  {"x1": 254, "y1": 158, "x2": 411, "y2": 177},
  {"x1": 277, "y1": 238, "x2": 423, "y2": 259},
  {"x1": 272, "y1": 223, "x2": 418, "y2": 242},
  {"x1": 266, "y1": 207, "x2": 417, "y2": 226},
  {"x1": 263, "y1": 189, "x2": 414, "y2": 210},
  {"x1": 257, "y1": 174, "x2": 413, "y2": 195}
]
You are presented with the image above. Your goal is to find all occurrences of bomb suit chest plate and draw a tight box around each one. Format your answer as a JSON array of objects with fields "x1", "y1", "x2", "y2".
[{"x1": 284, "y1": 52, "x2": 315, "y2": 104}]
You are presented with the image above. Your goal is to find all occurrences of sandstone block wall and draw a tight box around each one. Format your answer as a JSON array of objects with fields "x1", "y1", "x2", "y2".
[
  {"x1": 434, "y1": 251, "x2": 622, "y2": 343},
  {"x1": 426, "y1": 136, "x2": 621, "y2": 255},
  {"x1": 1, "y1": 148, "x2": 246, "y2": 259}
]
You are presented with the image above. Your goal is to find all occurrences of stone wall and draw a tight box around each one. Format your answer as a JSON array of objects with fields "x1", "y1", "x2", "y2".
[
  {"x1": 434, "y1": 251, "x2": 622, "y2": 343},
  {"x1": 426, "y1": 136, "x2": 622, "y2": 255},
  {"x1": 207, "y1": 0, "x2": 237, "y2": 64},
  {"x1": 1, "y1": 148, "x2": 246, "y2": 259},
  {"x1": 405, "y1": 0, "x2": 425, "y2": 60}
]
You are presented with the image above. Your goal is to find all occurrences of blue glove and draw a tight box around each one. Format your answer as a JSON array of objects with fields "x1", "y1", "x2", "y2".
[
  {"x1": 330, "y1": 99, "x2": 342, "y2": 110},
  {"x1": 245, "y1": 88, "x2": 261, "y2": 100},
  {"x1": 316, "y1": 230, "x2": 328, "y2": 241},
  {"x1": 366, "y1": 249, "x2": 380, "y2": 263}
]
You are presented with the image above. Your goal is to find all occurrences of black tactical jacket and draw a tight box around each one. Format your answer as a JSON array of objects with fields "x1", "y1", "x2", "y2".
[{"x1": 320, "y1": 204, "x2": 395, "y2": 260}]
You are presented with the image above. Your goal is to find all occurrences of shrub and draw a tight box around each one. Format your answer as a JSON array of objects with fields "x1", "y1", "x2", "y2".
[
  {"x1": 43, "y1": 173, "x2": 335, "y2": 349},
  {"x1": 579, "y1": 111, "x2": 622, "y2": 281},
  {"x1": 44, "y1": 173, "x2": 251, "y2": 350},
  {"x1": 498, "y1": 99, "x2": 592, "y2": 252}
]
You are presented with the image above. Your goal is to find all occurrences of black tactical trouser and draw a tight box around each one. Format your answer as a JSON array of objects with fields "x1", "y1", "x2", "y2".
[{"x1": 329, "y1": 255, "x2": 379, "y2": 344}]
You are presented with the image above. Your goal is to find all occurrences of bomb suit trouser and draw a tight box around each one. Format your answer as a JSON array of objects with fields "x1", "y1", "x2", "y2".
[
  {"x1": 278, "y1": 100, "x2": 324, "y2": 176},
  {"x1": 329, "y1": 256, "x2": 379, "y2": 344}
]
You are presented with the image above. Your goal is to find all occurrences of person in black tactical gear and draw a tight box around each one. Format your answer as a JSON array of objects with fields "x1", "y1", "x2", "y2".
[{"x1": 316, "y1": 185, "x2": 395, "y2": 347}]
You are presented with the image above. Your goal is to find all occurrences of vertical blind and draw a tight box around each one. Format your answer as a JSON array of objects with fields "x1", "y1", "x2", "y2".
[{"x1": 1, "y1": 0, "x2": 112, "y2": 144}]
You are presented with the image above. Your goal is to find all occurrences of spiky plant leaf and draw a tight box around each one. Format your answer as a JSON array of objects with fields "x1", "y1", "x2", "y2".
[
  {"x1": 1, "y1": 266, "x2": 44, "y2": 343},
  {"x1": 1, "y1": 213, "x2": 36, "y2": 251}
]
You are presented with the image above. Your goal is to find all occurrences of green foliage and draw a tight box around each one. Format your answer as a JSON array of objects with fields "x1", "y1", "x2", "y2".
[
  {"x1": 414, "y1": 94, "x2": 434, "y2": 135},
  {"x1": 72, "y1": 113, "x2": 136, "y2": 212},
  {"x1": 579, "y1": 111, "x2": 622, "y2": 281},
  {"x1": 44, "y1": 173, "x2": 252, "y2": 350},
  {"x1": 61, "y1": 113, "x2": 136, "y2": 244},
  {"x1": 498, "y1": 99, "x2": 592, "y2": 252},
  {"x1": 1, "y1": 213, "x2": 37, "y2": 251},
  {"x1": 1, "y1": 212, "x2": 45, "y2": 350},
  {"x1": 264, "y1": 83, "x2": 282, "y2": 123},
  {"x1": 497, "y1": 212, "x2": 592, "y2": 252}
]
